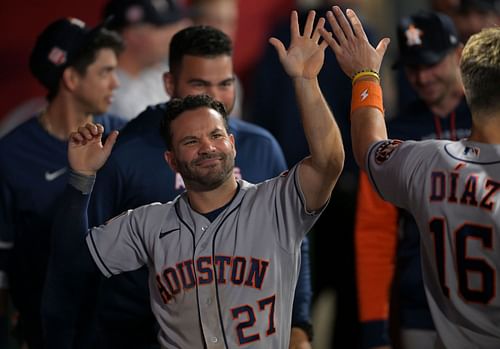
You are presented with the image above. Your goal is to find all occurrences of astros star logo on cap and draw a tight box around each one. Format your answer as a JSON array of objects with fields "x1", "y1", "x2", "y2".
[{"x1": 405, "y1": 24, "x2": 423, "y2": 47}]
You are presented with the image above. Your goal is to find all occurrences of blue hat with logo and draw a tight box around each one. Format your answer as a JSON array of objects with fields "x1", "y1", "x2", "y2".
[
  {"x1": 394, "y1": 11, "x2": 459, "y2": 68},
  {"x1": 29, "y1": 18, "x2": 103, "y2": 90},
  {"x1": 104, "y1": 0, "x2": 184, "y2": 30}
]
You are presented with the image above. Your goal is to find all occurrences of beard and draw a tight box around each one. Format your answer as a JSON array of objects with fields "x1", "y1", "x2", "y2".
[{"x1": 176, "y1": 151, "x2": 235, "y2": 191}]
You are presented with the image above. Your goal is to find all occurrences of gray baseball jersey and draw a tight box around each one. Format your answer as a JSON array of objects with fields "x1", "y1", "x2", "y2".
[
  {"x1": 367, "y1": 139, "x2": 500, "y2": 348},
  {"x1": 86, "y1": 164, "x2": 322, "y2": 348}
]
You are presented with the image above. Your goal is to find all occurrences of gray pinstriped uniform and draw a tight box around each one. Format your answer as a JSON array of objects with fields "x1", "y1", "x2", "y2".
[
  {"x1": 367, "y1": 139, "x2": 500, "y2": 348},
  {"x1": 86, "y1": 164, "x2": 323, "y2": 348}
]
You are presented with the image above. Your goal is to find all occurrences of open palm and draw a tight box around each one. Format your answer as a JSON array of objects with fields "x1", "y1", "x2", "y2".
[
  {"x1": 270, "y1": 10, "x2": 328, "y2": 79},
  {"x1": 320, "y1": 7, "x2": 390, "y2": 78}
]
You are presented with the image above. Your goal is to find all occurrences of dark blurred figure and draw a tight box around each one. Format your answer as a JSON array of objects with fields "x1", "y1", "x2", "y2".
[{"x1": 451, "y1": 0, "x2": 500, "y2": 42}]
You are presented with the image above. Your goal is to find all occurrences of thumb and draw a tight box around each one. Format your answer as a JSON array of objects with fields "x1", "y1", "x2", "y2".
[
  {"x1": 269, "y1": 37, "x2": 287, "y2": 61},
  {"x1": 376, "y1": 37, "x2": 390, "y2": 58},
  {"x1": 103, "y1": 130, "x2": 119, "y2": 157}
]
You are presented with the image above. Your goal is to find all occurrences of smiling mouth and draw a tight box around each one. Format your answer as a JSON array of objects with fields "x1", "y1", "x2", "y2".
[{"x1": 196, "y1": 157, "x2": 222, "y2": 167}]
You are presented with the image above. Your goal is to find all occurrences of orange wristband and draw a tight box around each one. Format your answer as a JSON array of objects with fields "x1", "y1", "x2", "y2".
[{"x1": 351, "y1": 80, "x2": 384, "y2": 116}]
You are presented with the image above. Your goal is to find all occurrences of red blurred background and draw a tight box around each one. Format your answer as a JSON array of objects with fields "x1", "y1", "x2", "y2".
[{"x1": 0, "y1": 0, "x2": 292, "y2": 121}]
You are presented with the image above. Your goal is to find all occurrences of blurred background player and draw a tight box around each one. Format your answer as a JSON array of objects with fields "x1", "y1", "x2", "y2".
[
  {"x1": 0, "y1": 17, "x2": 125, "y2": 349},
  {"x1": 449, "y1": 0, "x2": 500, "y2": 42},
  {"x1": 188, "y1": 0, "x2": 245, "y2": 118},
  {"x1": 355, "y1": 11, "x2": 471, "y2": 349},
  {"x1": 104, "y1": 0, "x2": 191, "y2": 120}
]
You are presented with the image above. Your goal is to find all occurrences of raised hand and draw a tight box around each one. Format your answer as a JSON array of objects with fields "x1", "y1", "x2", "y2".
[
  {"x1": 68, "y1": 123, "x2": 118, "y2": 176},
  {"x1": 320, "y1": 6, "x2": 390, "y2": 77},
  {"x1": 269, "y1": 10, "x2": 329, "y2": 80}
]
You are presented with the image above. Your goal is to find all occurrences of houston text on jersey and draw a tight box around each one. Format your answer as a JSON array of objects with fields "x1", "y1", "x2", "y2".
[{"x1": 155, "y1": 255, "x2": 270, "y2": 304}]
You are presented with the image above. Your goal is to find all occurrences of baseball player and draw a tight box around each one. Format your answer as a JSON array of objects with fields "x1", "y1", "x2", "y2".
[
  {"x1": 44, "y1": 10, "x2": 344, "y2": 349},
  {"x1": 0, "y1": 18, "x2": 125, "y2": 348},
  {"x1": 83, "y1": 26, "x2": 312, "y2": 349},
  {"x1": 322, "y1": 6, "x2": 500, "y2": 348},
  {"x1": 355, "y1": 11, "x2": 472, "y2": 349}
]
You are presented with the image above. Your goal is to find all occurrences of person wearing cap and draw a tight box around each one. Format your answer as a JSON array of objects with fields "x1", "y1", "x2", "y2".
[
  {"x1": 354, "y1": 11, "x2": 472, "y2": 349},
  {"x1": 104, "y1": 0, "x2": 191, "y2": 120},
  {"x1": 0, "y1": 17, "x2": 125, "y2": 349}
]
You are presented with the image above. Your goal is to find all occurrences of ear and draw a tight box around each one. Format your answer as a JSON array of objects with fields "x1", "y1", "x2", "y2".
[
  {"x1": 163, "y1": 72, "x2": 175, "y2": 97},
  {"x1": 229, "y1": 133, "x2": 236, "y2": 158},
  {"x1": 164, "y1": 150, "x2": 178, "y2": 172},
  {"x1": 61, "y1": 67, "x2": 80, "y2": 92},
  {"x1": 454, "y1": 44, "x2": 464, "y2": 62}
]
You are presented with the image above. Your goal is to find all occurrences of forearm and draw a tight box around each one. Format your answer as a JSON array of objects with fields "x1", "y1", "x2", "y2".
[
  {"x1": 293, "y1": 77, "x2": 344, "y2": 175},
  {"x1": 50, "y1": 171, "x2": 96, "y2": 270},
  {"x1": 351, "y1": 110, "x2": 387, "y2": 171},
  {"x1": 43, "y1": 171, "x2": 99, "y2": 347},
  {"x1": 350, "y1": 78, "x2": 387, "y2": 170}
]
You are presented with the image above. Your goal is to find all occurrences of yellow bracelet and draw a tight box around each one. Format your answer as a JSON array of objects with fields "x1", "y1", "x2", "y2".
[{"x1": 351, "y1": 70, "x2": 380, "y2": 86}]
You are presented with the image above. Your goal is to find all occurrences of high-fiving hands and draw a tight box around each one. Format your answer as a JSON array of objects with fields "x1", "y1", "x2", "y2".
[
  {"x1": 270, "y1": 10, "x2": 329, "y2": 80},
  {"x1": 319, "y1": 6, "x2": 390, "y2": 77},
  {"x1": 68, "y1": 123, "x2": 118, "y2": 176}
]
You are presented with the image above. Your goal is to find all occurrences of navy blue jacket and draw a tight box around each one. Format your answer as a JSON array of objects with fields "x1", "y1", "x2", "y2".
[{"x1": 0, "y1": 114, "x2": 125, "y2": 349}]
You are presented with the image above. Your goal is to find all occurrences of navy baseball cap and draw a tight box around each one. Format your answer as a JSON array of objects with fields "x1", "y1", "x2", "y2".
[
  {"x1": 394, "y1": 11, "x2": 460, "y2": 68},
  {"x1": 104, "y1": 0, "x2": 184, "y2": 30},
  {"x1": 29, "y1": 18, "x2": 104, "y2": 90}
]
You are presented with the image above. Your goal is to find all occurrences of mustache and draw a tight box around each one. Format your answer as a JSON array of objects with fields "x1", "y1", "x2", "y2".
[{"x1": 192, "y1": 152, "x2": 226, "y2": 165}]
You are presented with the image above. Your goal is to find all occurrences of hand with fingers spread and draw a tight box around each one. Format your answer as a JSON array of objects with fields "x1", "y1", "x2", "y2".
[
  {"x1": 269, "y1": 10, "x2": 329, "y2": 80},
  {"x1": 320, "y1": 6, "x2": 390, "y2": 77},
  {"x1": 68, "y1": 123, "x2": 119, "y2": 176}
]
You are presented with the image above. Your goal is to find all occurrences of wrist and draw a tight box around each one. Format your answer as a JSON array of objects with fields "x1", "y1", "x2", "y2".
[
  {"x1": 69, "y1": 170, "x2": 96, "y2": 195},
  {"x1": 351, "y1": 69, "x2": 380, "y2": 85}
]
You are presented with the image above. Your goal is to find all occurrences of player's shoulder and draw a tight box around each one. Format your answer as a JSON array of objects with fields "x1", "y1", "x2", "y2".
[
  {"x1": 369, "y1": 138, "x2": 450, "y2": 168},
  {"x1": 442, "y1": 139, "x2": 500, "y2": 164},
  {"x1": 0, "y1": 115, "x2": 39, "y2": 142},
  {"x1": 108, "y1": 201, "x2": 177, "y2": 229},
  {"x1": 118, "y1": 102, "x2": 166, "y2": 143},
  {"x1": 0, "y1": 116, "x2": 41, "y2": 154},
  {"x1": 228, "y1": 118, "x2": 280, "y2": 147},
  {"x1": 104, "y1": 135, "x2": 154, "y2": 170}
]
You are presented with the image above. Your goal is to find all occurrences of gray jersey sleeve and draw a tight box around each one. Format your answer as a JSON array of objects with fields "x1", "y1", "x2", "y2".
[
  {"x1": 257, "y1": 162, "x2": 326, "y2": 251},
  {"x1": 86, "y1": 203, "x2": 164, "y2": 277},
  {"x1": 366, "y1": 139, "x2": 437, "y2": 209}
]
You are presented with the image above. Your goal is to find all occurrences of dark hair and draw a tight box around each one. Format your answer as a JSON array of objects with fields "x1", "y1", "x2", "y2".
[
  {"x1": 160, "y1": 94, "x2": 228, "y2": 150},
  {"x1": 47, "y1": 28, "x2": 124, "y2": 101},
  {"x1": 168, "y1": 25, "x2": 232, "y2": 75}
]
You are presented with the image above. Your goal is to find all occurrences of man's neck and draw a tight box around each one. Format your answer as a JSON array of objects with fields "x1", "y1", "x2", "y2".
[
  {"x1": 41, "y1": 96, "x2": 93, "y2": 141},
  {"x1": 186, "y1": 176, "x2": 239, "y2": 214},
  {"x1": 468, "y1": 114, "x2": 500, "y2": 144}
]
